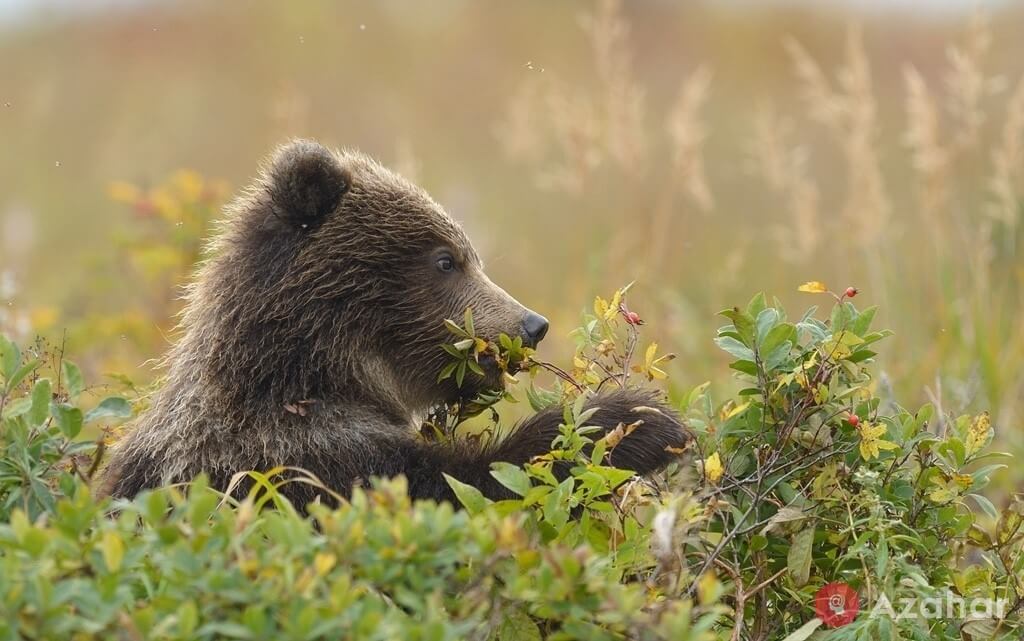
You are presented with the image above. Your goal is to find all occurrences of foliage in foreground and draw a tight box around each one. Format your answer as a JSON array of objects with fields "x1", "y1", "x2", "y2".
[{"x1": 0, "y1": 287, "x2": 1022, "y2": 640}]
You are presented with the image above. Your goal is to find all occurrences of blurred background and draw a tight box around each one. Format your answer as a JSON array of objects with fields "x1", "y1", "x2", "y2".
[{"x1": 1, "y1": 1, "x2": 1022, "y2": 459}]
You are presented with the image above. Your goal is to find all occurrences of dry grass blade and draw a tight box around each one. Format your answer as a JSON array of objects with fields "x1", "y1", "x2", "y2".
[
  {"x1": 989, "y1": 74, "x2": 1024, "y2": 229},
  {"x1": 666, "y1": 65, "x2": 714, "y2": 213}
]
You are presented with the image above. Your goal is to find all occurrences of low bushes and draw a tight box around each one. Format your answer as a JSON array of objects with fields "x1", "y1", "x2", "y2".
[{"x1": 0, "y1": 286, "x2": 1020, "y2": 640}]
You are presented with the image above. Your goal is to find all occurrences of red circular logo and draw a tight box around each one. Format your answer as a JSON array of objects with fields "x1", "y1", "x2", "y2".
[{"x1": 814, "y1": 582, "x2": 859, "y2": 628}]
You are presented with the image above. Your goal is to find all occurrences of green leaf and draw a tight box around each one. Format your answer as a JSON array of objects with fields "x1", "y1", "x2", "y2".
[
  {"x1": 714, "y1": 336, "x2": 755, "y2": 361},
  {"x1": 177, "y1": 601, "x2": 199, "y2": 637},
  {"x1": 85, "y1": 396, "x2": 132, "y2": 423},
  {"x1": 860, "y1": 329, "x2": 894, "y2": 345},
  {"x1": 463, "y1": 307, "x2": 475, "y2": 337},
  {"x1": 968, "y1": 464, "x2": 1006, "y2": 492},
  {"x1": 437, "y1": 361, "x2": 458, "y2": 382},
  {"x1": 443, "y1": 319, "x2": 470, "y2": 338},
  {"x1": 759, "y1": 322, "x2": 796, "y2": 355},
  {"x1": 755, "y1": 308, "x2": 780, "y2": 344},
  {"x1": 525, "y1": 384, "x2": 558, "y2": 412},
  {"x1": 194, "y1": 623, "x2": 253, "y2": 639},
  {"x1": 761, "y1": 505, "x2": 808, "y2": 534},
  {"x1": 593, "y1": 466, "x2": 636, "y2": 488},
  {"x1": 729, "y1": 359, "x2": 758, "y2": 376},
  {"x1": 441, "y1": 343, "x2": 466, "y2": 358},
  {"x1": 746, "y1": 292, "x2": 768, "y2": 318},
  {"x1": 846, "y1": 349, "x2": 877, "y2": 363},
  {"x1": 788, "y1": 526, "x2": 814, "y2": 586},
  {"x1": 5, "y1": 358, "x2": 39, "y2": 392},
  {"x1": 830, "y1": 301, "x2": 854, "y2": 333},
  {"x1": 876, "y1": 614, "x2": 893, "y2": 639},
  {"x1": 970, "y1": 494, "x2": 999, "y2": 520},
  {"x1": 497, "y1": 607, "x2": 542, "y2": 641},
  {"x1": 719, "y1": 308, "x2": 755, "y2": 346},
  {"x1": 51, "y1": 403, "x2": 83, "y2": 438},
  {"x1": 490, "y1": 462, "x2": 531, "y2": 497},
  {"x1": 849, "y1": 305, "x2": 878, "y2": 336},
  {"x1": 28, "y1": 378, "x2": 51, "y2": 426},
  {"x1": 875, "y1": 537, "x2": 888, "y2": 578},
  {"x1": 937, "y1": 438, "x2": 966, "y2": 467},
  {"x1": 2, "y1": 396, "x2": 32, "y2": 419},
  {"x1": 960, "y1": 619, "x2": 999, "y2": 639},
  {"x1": 780, "y1": 618, "x2": 823, "y2": 641},
  {"x1": 0, "y1": 335, "x2": 19, "y2": 381},
  {"x1": 61, "y1": 360, "x2": 84, "y2": 398},
  {"x1": 443, "y1": 474, "x2": 489, "y2": 514},
  {"x1": 763, "y1": 341, "x2": 792, "y2": 370},
  {"x1": 29, "y1": 476, "x2": 55, "y2": 514}
]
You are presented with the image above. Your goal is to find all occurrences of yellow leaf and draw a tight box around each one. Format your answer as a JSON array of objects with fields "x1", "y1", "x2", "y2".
[
  {"x1": 697, "y1": 571, "x2": 722, "y2": 605},
  {"x1": 725, "y1": 401, "x2": 750, "y2": 419},
  {"x1": 798, "y1": 281, "x2": 829, "y2": 294},
  {"x1": 704, "y1": 452, "x2": 724, "y2": 484},
  {"x1": 313, "y1": 552, "x2": 337, "y2": 576},
  {"x1": 953, "y1": 473, "x2": 973, "y2": 490},
  {"x1": 928, "y1": 477, "x2": 960, "y2": 503},
  {"x1": 607, "y1": 289, "x2": 623, "y2": 320},
  {"x1": 860, "y1": 423, "x2": 887, "y2": 440},
  {"x1": 594, "y1": 296, "x2": 609, "y2": 320},
  {"x1": 857, "y1": 423, "x2": 896, "y2": 461},
  {"x1": 964, "y1": 412, "x2": 992, "y2": 457},
  {"x1": 645, "y1": 342, "x2": 659, "y2": 368},
  {"x1": 648, "y1": 367, "x2": 668, "y2": 380},
  {"x1": 775, "y1": 372, "x2": 796, "y2": 392},
  {"x1": 835, "y1": 331, "x2": 865, "y2": 346},
  {"x1": 859, "y1": 440, "x2": 877, "y2": 461},
  {"x1": 101, "y1": 531, "x2": 124, "y2": 572},
  {"x1": 822, "y1": 338, "x2": 852, "y2": 360},
  {"x1": 605, "y1": 423, "x2": 625, "y2": 448},
  {"x1": 813, "y1": 383, "x2": 830, "y2": 405},
  {"x1": 638, "y1": 342, "x2": 670, "y2": 381}
]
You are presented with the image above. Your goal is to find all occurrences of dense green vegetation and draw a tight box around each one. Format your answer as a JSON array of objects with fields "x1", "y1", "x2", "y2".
[{"x1": 1, "y1": 288, "x2": 1020, "y2": 639}]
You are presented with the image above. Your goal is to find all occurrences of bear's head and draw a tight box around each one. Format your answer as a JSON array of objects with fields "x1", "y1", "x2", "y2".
[{"x1": 189, "y1": 140, "x2": 547, "y2": 419}]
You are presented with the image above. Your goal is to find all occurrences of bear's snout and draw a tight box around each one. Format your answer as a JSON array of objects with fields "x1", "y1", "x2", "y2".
[{"x1": 521, "y1": 311, "x2": 549, "y2": 348}]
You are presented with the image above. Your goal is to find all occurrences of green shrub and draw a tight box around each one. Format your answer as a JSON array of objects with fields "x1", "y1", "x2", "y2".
[
  {"x1": 0, "y1": 335, "x2": 130, "y2": 522},
  {"x1": 0, "y1": 286, "x2": 1021, "y2": 640}
]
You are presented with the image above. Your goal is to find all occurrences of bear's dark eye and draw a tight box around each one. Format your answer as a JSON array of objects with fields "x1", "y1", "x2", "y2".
[{"x1": 436, "y1": 255, "x2": 455, "y2": 273}]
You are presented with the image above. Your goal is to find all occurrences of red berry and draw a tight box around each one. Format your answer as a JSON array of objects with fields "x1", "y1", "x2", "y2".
[
  {"x1": 847, "y1": 414, "x2": 860, "y2": 427},
  {"x1": 844, "y1": 287, "x2": 858, "y2": 298},
  {"x1": 624, "y1": 311, "x2": 642, "y2": 325}
]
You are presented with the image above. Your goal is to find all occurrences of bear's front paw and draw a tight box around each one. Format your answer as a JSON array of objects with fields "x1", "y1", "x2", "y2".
[{"x1": 584, "y1": 389, "x2": 691, "y2": 475}]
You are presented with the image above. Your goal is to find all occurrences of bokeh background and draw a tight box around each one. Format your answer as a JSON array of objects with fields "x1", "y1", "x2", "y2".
[{"x1": 1, "y1": 1, "x2": 1022, "y2": 463}]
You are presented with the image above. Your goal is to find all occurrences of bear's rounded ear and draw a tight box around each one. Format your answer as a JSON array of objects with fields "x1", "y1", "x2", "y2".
[{"x1": 263, "y1": 139, "x2": 349, "y2": 230}]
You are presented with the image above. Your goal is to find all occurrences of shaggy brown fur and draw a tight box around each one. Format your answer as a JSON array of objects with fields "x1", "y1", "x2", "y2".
[{"x1": 97, "y1": 140, "x2": 690, "y2": 508}]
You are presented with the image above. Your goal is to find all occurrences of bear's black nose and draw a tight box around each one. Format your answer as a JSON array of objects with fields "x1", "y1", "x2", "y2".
[{"x1": 522, "y1": 312, "x2": 549, "y2": 347}]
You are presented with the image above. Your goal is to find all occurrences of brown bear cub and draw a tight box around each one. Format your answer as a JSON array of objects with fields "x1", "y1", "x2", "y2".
[{"x1": 98, "y1": 140, "x2": 690, "y2": 508}]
